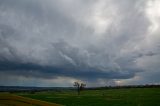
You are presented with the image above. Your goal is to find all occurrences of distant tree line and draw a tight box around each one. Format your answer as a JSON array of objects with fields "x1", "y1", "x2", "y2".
[
  {"x1": 0, "y1": 84, "x2": 160, "y2": 93},
  {"x1": 86, "y1": 84, "x2": 160, "y2": 90}
]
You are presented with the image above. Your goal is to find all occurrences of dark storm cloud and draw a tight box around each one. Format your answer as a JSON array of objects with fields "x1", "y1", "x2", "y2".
[
  {"x1": 0, "y1": 60, "x2": 136, "y2": 80},
  {"x1": 0, "y1": 0, "x2": 160, "y2": 86},
  {"x1": 0, "y1": 40, "x2": 137, "y2": 80}
]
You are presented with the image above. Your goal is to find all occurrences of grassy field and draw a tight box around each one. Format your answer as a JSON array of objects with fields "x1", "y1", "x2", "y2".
[
  {"x1": 0, "y1": 93, "x2": 63, "y2": 106},
  {"x1": 16, "y1": 88, "x2": 160, "y2": 106}
]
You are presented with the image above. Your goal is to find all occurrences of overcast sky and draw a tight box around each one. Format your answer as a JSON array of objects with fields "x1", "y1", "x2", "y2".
[{"x1": 0, "y1": 0, "x2": 160, "y2": 87}]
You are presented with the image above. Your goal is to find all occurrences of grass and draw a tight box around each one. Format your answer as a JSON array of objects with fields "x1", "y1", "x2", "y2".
[
  {"x1": 16, "y1": 88, "x2": 160, "y2": 106},
  {"x1": 0, "y1": 93, "x2": 63, "y2": 106}
]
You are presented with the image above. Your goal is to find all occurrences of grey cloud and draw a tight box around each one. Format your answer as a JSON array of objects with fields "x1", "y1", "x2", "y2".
[
  {"x1": 0, "y1": 0, "x2": 160, "y2": 86},
  {"x1": 0, "y1": 40, "x2": 137, "y2": 80},
  {"x1": 0, "y1": 60, "x2": 136, "y2": 80}
]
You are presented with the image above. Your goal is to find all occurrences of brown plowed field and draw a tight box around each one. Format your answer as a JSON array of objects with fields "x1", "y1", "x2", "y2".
[{"x1": 0, "y1": 93, "x2": 63, "y2": 106}]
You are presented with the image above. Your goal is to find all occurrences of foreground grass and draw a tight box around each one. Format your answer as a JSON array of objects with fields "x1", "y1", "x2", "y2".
[
  {"x1": 17, "y1": 88, "x2": 160, "y2": 106},
  {"x1": 0, "y1": 93, "x2": 63, "y2": 106}
]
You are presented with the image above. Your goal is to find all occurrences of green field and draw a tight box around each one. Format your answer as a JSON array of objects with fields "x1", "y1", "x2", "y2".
[{"x1": 17, "y1": 88, "x2": 160, "y2": 106}]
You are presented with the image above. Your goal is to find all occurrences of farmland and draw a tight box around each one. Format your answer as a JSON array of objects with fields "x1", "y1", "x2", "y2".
[
  {"x1": 0, "y1": 93, "x2": 63, "y2": 106},
  {"x1": 14, "y1": 87, "x2": 160, "y2": 106}
]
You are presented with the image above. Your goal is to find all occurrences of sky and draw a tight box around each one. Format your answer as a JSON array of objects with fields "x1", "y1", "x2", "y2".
[{"x1": 0, "y1": 0, "x2": 160, "y2": 87}]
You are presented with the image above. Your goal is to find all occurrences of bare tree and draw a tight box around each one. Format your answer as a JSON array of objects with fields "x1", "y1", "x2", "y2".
[{"x1": 73, "y1": 82, "x2": 86, "y2": 95}]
